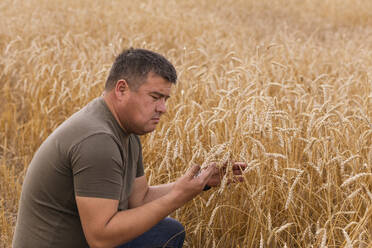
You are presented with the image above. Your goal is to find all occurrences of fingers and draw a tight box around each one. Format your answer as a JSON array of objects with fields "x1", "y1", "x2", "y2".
[
  {"x1": 192, "y1": 161, "x2": 246, "y2": 190},
  {"x1": 218, "y1": 161, "x2": 246, "y2": 175},
  {"x1": 227, "y1": 175, "x2": 244, "y2": 184},
  {"x1": 229, "y1": 163, "x2": 246, "y2": 183},
  {"x1": 196, "y1": 164, "x2": 217, "y2": 182},
  {"x1": 231, "y1": 162, "x2": 247, "y2": 175},
  {"x1": 232, "y1": 162, "x2": 247, "y2": 170},
  {"x1": 186, "y1": 164, "x2": 201, "y2": 179},
  {"x1": 221, "y1": 162, "x2": 247, "y2": 185}
]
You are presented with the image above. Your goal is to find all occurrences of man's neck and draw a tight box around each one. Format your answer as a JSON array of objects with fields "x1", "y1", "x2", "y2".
[{"x1": 102, "y1": 92, "x2": 128, "y2": 133}]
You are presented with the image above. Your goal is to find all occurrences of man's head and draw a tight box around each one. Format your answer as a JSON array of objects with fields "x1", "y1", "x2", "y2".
[
  {"x1": 104, "y1": 48, "x2": 177, "y2": 135},
  {"x1": 105, "y1": 48, "x2": 177, "y2": 91}
]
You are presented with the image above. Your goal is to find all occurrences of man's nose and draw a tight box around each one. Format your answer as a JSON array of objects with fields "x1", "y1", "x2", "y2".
[{"x1": 156, "y1": 99, "x2": 167, "y2": 113}]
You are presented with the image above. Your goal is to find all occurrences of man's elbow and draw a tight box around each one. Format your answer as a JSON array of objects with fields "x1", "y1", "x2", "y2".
[
  {"x1": 86, "y1": 236, "x2": 106, "y2": 248},
  {"x1": 85, "y1": 228, "x2": 131, "y2": 248},
  {"x1": 88, "y1": 238, "x2": 121, "y2": 248},
  {"x1": 88, "y1": 241, "x2": 106, "y2": 248},
  {"x1": 85, "y1": 232, "x2": 115, "y2": 248}
]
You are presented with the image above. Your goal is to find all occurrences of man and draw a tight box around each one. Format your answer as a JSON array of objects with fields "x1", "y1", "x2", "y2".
[{"x1": 13, "y1": 48, "x2": 245, "y2": 248}]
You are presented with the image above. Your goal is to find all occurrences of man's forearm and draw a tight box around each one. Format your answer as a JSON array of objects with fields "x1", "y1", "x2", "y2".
[
  {"x1": 142, "y1": 182, "x2": 175, "y2": 205},
  {"x1": 90, "y1": 195, "x2": 182, "y2": 248}
]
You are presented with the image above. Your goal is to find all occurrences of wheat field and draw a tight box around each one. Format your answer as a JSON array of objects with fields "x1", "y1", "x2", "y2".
[{"x1": 1, "y1": 0, "x2": 372, "y2": 247}]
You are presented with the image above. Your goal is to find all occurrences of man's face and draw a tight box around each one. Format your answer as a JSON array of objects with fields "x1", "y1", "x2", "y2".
[{"x1": 118, "y1": 72, "x2": 173, "y2": 135}]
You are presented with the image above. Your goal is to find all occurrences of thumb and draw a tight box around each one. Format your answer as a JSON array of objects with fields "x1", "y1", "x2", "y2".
[{"x1": 186, "y1": 164, "x2": 201, "y2": 179}]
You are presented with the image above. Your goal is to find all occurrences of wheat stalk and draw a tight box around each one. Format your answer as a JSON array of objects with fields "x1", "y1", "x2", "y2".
[{"x1": 341, "y1": 173, "x2": 372, "y2": 188}]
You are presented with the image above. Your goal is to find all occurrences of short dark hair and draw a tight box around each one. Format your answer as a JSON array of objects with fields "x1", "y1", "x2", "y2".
[{"x1": 105, "y1": 48, "x2": 177, "y2": 91}]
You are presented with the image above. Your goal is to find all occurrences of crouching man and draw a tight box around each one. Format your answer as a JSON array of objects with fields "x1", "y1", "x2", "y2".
[{"x1": 13, "y1": 48, "x2": 245, "y2": 248}]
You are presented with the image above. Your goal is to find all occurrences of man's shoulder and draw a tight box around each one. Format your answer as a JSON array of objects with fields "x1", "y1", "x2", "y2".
[{"x1": 50, "y1": 98, "x2": 120, "y2": 148}]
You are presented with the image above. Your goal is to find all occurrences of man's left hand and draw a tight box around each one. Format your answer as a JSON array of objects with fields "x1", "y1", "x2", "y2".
[{"x1": 205, "y1": 162, "x2": 247, "y2": 188}]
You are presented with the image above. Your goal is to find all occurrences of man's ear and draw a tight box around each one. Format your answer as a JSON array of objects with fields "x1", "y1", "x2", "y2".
[{"x1": 114, "y1": 79, "x2": 129, "y2": 97}]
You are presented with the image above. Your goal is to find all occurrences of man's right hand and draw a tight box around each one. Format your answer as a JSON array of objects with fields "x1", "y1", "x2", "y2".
[{"x1": 169, "y1": 164, "x2": 218, "y2": 206}]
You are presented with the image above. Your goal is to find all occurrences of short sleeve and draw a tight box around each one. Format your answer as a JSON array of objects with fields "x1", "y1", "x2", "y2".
[{"x1": 70, "y1": 133, "x2": 124, "y2": 199}]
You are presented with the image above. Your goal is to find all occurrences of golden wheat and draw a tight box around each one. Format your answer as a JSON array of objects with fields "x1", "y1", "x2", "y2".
[{"x1": 1, "y1": 0, "x2": 372, "y2": 247}]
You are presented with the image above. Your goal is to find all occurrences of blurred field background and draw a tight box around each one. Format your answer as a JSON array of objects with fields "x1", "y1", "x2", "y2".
[{"x1": 1, "y1": 0, "x2": 372, "y2": 247}]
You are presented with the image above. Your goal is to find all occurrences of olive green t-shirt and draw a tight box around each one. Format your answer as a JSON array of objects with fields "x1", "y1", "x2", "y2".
[{"x1": 13, "y1": 97, "x2": 145, "y2": 248}]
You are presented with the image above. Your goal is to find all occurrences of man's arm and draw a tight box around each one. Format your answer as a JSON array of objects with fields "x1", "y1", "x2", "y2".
[
  {"x1": 128, "y1": 176, "x2": 175, "y2": 208},
  {"x1": 129, "y1": 162, "x2": 247, "y2": 208},
  {"x1": 76, "y1": 193, "x2": 177, "y2": 248},
  {"x1": 76, "y1": 164, "x2": 217, "y2": 248}
]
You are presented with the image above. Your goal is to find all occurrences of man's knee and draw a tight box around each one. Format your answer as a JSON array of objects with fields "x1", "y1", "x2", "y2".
[
  {"x1": 117, "y1": 217, "x2": 185, "y2": 248},
  {"x1": 162, "y1": 217, "x2": 185, "y2": 246}
]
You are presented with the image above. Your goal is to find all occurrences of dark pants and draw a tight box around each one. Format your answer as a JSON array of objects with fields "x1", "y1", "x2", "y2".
[{"x1": 117, "y1": 217, "x2": 185, "y2": 248}]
